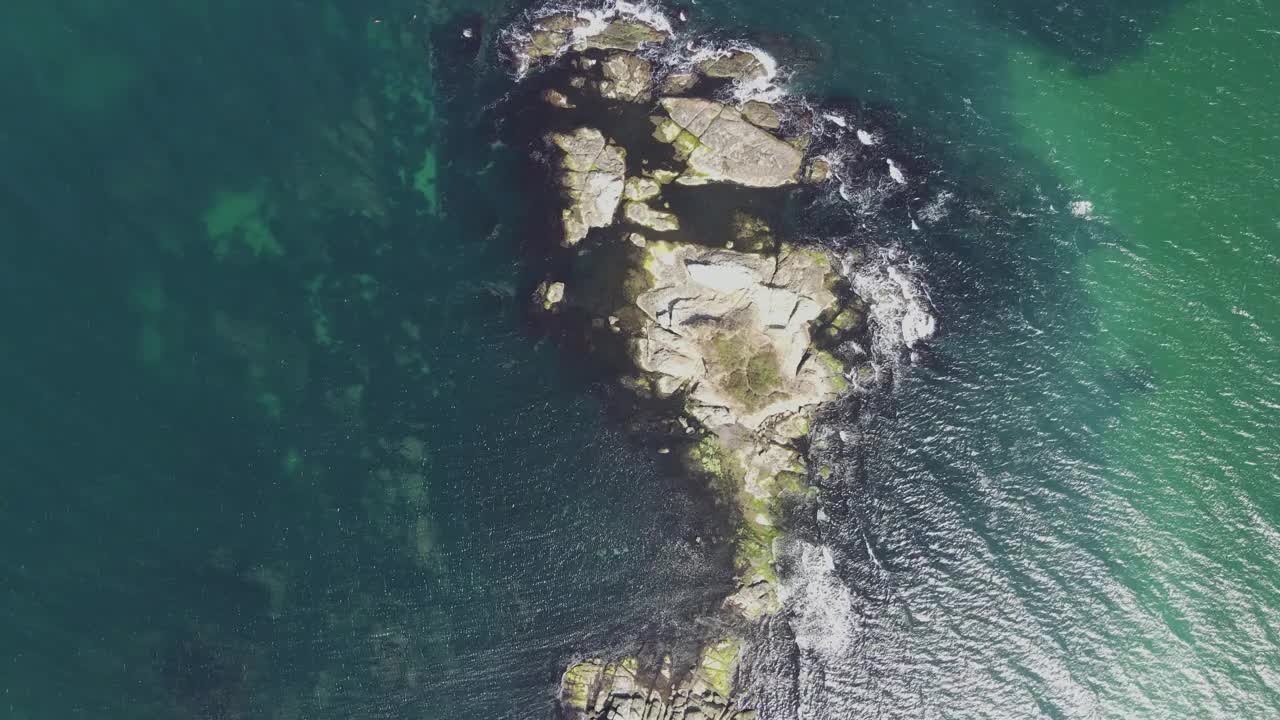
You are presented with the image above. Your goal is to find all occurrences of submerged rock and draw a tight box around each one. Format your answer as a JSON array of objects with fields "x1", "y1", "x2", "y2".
[
  {"x1": 658, "y1": 98, "x2": 803, "y2": 187},
  {"x1": 548, "y1": 128, "x2": 627, "y2": 246}
]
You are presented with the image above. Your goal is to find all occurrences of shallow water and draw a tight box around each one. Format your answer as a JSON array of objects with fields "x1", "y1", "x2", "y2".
[{"x1": 2, "y1": 0, "x2": 1277, "y2": 718}]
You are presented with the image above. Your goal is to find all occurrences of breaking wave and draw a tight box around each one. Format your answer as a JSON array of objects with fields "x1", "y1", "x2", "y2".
[
  {"x1": 775, "y1": 538, "x2": 862, "y2": 720},
  {"x1": 846, "y1": 247, "x2": 938, "y2": 360},
  {"x1": 504, "y1": 0, "x2": 787, "y2": 103}
]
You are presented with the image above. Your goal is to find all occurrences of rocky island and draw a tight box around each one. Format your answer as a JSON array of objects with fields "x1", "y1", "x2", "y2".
[{"x1": 506, "y1": 5, "x2": 912, "y2": 718}]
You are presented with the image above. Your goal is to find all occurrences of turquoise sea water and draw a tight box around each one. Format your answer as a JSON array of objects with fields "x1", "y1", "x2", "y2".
[{"x1": 2, "y1": 1, "x2": 1277, "y2": 718}]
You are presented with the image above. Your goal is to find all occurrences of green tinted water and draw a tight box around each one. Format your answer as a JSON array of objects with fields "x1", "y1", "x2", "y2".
[
  {"x1": 1008, "y1": 0, "x2": 1280, "y2": 711},
  {"x1": 2, "y1": 0, "x2": 1277, "y2": 718}
]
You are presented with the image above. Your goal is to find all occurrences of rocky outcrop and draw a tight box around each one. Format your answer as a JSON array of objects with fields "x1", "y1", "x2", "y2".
[
  {"x1": 695, "y1": 50, "x2": 769, "y2": 83},
  {"x1": 739, "y1": 101, "x2": 780, "y2": 130},
  {"x1": 548, "y1": 128, "x2": 627, "y2": 246},
  {"x1": 534, "y1": 280, "x2": 566, "y2": 311},
  {"x1": 508, "y1": 9, "x2": 877, "y2": 717},
  {"x1": 659, "y1": 71, "x2": 699, "y2": 96},
  {"x1": 576, "y1": 18, "x2": 668, "y2": 52},
  {"x1": 631, "y1": 242, "x2": 841, "y2": 429},
  {"x1": 626, "y1": 242, "x2": 844, "y2": 614},
  {"x1": 623, "y1": 177, "x2": 661, "y2": 202},
  {"x1": 803, "y1": 157, "x2": 832, "y2": 184},
  {"x1": 597, "y1": 53, "x2": 653, "y2": 102},
  {"x1": 655, "y1": 99, "x2": 803, "y2": 187}
]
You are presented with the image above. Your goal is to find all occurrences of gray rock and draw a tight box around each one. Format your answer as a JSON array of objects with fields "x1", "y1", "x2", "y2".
[
  {"x1": 723, "y1": 579, "x2": 781, "y2": 620},
  {"x1": 659, "y1": 71, "x2": 699, "y2": 95},
  {"x1": 542, "y1": 88, "x2": 575, "y2": 109},
  {"x1": 695, "y1": 50, "x2": 768, "y2": 82},
  {"x1": 558, "y1": 646, "x2": 746, "y2": 720},
  {"x1": 597, "y1": 53, "x2": 653, "y2": 102},
  {"x1": 804, "y1": 157, "x2": 832, "y2": 184},
  {"x1": 510, "y1": 15, "x2": 668, "y2": 73},
  {"x1": 513, "y1": 13, "x2": 577, "y2": 68},
  {"x1": 623, "y1": 177, "x2": 661, "y2": 202},
  {"x1": 548, "y1": 128, "x2": 627, "y2": 246},
  {"x1": 576, "y1": 19, "x2": 668, "y2": 52},
  {"x1": 651, "y1": 117, "x2": 683, "y2": 144},
  {"x1": 623, "y1": 201, "x2": 679, "y2": 232},
  {"x1": 659, "y1": 98, "x2": 803, "y2": 187}
]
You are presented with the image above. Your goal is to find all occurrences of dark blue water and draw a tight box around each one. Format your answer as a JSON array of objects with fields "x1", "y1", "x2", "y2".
[{"x1": 3, "y1": 1, "x2": 1277, "y2": 718}]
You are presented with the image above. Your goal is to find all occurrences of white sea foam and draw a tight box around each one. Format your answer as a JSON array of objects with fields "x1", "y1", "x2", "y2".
[
  {"x1": 778, "y1": 539, "x2": 857, "y2": 659},
  {"x1": 846, "y1": 246, "x2": 938, "y2": 360},
  {"x1": 507, "y1": 0, "x2": 674, "y2": 77},
  {"x1": 837, "y1": 171, "x2": 900, "y2": 216},
  {"x1": 776, "y1": 538, "x2": 864, "y2": 718},
  {"x1": 684, "y1": 43, "x2": 788, "y2": 103},
  {"x1": 917, "y1": 190, "x2": 953, "y2": 224},
  {"x1": 572, "y1": 0, "x2": 674, "y2": 42},
  {"x1": 510, "y1": 2, "x2": 786, "y2": 103},
  {"x1": 823, "y1": 112, "x2": 849, "y2": 128},
  {"x1": 733, "y1": 45, "x2": 785, "y2": 103},
  {"x1": 886, "y1": 158, "x2": 907, "y2": 184}
]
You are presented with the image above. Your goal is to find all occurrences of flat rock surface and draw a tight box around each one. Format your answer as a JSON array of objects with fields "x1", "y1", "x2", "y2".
[
  {"x1": 632, "y1": 242, "x2": 839, "y2": 434},
  {"x1": 659, "y1": 99, "x2": 802, "y2": 187}
]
